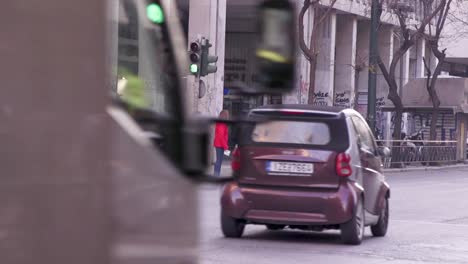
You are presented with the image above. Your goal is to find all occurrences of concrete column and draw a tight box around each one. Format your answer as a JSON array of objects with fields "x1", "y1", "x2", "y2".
[
  {"x1": 313, "y1": 11, "x2": 336, "y2": 106},
  {"x1": 401, "y1": 50, "x2": 410, "y2": 134},
  {"x1": 401, "y1": 49, "x2": 410, "y2": 87},
  {"x1": 393, "y1": 34, "x2": 411, "y2": 135},
  {"x1": 284, "y1": 1, "x2": 313, "y2": 104},
  {"x1": 334, "y1": 15, "x2": 357, "y2": 108},
  {"x1": 188, "y1": 0, "x2": 226, "y2": 116},
  {"x1": 376, "y1": 25, "x2": 393, "y2": 106},
  {"x1": 376, "y1": 25, "x2": 393, "y2": 141},
  {"x1": 456, "y1": 113, "x2": 467, "y2": 162},
  {"x1": 416, "y1": 38, "x2": 426, "y2": 78},
  {"x1": 408, "y1": 45, "x2": 417, "y2": 80},
  {"x1": 355, "y1": 20, "x2": 370, "y2": 115}
]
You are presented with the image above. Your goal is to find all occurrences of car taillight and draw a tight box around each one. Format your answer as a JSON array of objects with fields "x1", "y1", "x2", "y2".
[
  {"x1": 231, "y1": 147, "x2": 241, "y2": 171},
  {"x1": 336, "y1": 153, "x2": 352, "y2": 177}
]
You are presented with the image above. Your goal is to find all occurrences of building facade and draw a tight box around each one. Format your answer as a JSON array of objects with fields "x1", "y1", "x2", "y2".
[{"x1": 182, "y1": 0, "x2": 451, "y2": 140}]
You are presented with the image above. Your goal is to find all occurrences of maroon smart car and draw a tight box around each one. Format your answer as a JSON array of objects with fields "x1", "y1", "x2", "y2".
[{"x1": 221, "y1": 105, "x2": 390, "y2": 245}]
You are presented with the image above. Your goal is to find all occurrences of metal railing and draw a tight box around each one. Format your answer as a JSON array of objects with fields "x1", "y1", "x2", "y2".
[{"x1": 376, "y1": 140, "x2": 457, "y2": 168}]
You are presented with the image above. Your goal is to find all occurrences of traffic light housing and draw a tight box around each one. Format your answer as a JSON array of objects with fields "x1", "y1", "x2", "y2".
[
  {"x1": 200, "y1": 40, "x2": 218, "y2": 77},
  {"x1": 189, "y1": 40, "x2": 202, "y2": 76}
]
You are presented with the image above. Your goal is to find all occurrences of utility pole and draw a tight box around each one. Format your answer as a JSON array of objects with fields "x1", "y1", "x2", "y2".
[{"x1": 367, "y1": 0, "x2": 379, "y2": 133}]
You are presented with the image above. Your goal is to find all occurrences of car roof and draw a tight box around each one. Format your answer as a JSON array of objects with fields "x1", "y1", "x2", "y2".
[
  {"x1": 254, "y1": 104, "x2": 344, "y2": 112},
  {"x1": 251, "y1": 104, "x2": 359, "y2": 117}
]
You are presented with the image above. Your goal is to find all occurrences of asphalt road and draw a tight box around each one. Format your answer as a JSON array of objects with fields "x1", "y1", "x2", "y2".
[{"x1": 197, "y1": 166, "x2": 468, "y2": 264}]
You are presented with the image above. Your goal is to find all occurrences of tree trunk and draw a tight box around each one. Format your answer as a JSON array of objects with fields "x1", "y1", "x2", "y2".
[
  {"x1": 393, "y1": 109, "x2": 403, "y2": 141},
  {"x1": 388, "y1": 82, "x2": 405, "y2": 168},
  {"x1": 391, "y1": 108, "x2": 404, "y2": 168},
  {"x1": 428, "y1": 106, "x2": 440, "y2": 166},
  {"x1": 353, "y1": 70, "x2": 360, "y2": 110},
  {"x1": 308, "y1": 57, "x2": 317, "y2": 104},
  {"x1": 430, "y1": 107, "x2": 439, "y2": 141},
  {"x1": 387, "y1": 82, "x2": 404, "y2": 141}
]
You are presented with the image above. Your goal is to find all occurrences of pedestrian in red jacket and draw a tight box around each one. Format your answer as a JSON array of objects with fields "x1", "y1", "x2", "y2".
[{"x1": 214, "y1": 110, "x2": 229, "y2": 176}]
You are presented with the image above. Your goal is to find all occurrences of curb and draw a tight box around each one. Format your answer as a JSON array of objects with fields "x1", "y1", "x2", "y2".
[{"x1": 384, "y1": 163, "x2": 468, "y2": 173}]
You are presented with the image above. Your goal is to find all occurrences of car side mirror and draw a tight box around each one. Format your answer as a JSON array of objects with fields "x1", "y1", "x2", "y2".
[
  {"x1": 181, "y1": 118, "x2": 237, "y2": 183},
  {"x1": 181, "y1": 120, "x2": 210, "y2": 175},
  {"x1": 378, "y1": 147, "x2": 391, "y2": 157}
]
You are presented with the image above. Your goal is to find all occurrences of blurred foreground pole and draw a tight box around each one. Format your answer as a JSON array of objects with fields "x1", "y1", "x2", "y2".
[{"x1": 0, "y1": 1, "x2": 111, "y2": 264}]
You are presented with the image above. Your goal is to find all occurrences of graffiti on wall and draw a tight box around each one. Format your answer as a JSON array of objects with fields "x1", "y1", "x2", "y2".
[
  {"x1": 376, "y1": 97, "x2": 386, "y2": 109},
  {"x1": 334, "y1": 91, "x2": 351, "y2": 107},
  {"x1": 410, "y1": 112, "x2": 456, "y2": 140},
  {"x1": 312, "y1": 91, "x2": 329, "y2": 106}
]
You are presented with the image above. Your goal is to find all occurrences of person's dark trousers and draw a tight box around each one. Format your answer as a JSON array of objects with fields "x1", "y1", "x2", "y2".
[{"x1": 214, "y1": 147, "x2": 224, "y2": 177}]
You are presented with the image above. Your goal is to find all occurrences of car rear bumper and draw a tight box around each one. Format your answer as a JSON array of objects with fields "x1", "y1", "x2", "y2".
[{"x1": 221, "y1": 181, "x2": 362, "y2": 226}]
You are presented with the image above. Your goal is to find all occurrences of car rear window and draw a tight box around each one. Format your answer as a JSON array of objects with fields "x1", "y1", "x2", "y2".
[
  {"x1": 252, "y1": 121, "x2": 331, "y2": 145},
  {"x1": 242, "y1": 112, "x2": 350, "y2": 151}
]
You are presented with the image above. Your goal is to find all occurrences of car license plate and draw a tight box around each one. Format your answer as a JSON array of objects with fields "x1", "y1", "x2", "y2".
[{"x1": 266, "y1": 161, "x2": 314, "y2": 175}]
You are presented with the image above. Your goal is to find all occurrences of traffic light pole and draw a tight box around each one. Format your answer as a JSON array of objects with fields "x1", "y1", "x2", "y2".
[{"x1": 367, "y1": 0, "x2": 379, "y2": 133}]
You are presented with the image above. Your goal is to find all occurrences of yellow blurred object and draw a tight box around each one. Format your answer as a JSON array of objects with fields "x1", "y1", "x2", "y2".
[
  {"x1": 256, "y1": 49, "x2": 289, "y2": 63},
  {"x1": 118, "y1": 70, "x2": 149, "y2": 110}
]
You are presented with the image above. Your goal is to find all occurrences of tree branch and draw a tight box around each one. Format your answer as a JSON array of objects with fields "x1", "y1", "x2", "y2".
[
  {"x1": 423, "y1": 56, "x2": 432, "y2": 90},
  {"x1": 298, "y1": 0, "x2": 338, "y2": 61},
  {"x1": 436, "y1": 0, "x2": 453, "y2": 38},
  {"x1": 298, "y1": 0, "x2": 312, "y2": 61},
  {"x1": 429, "y1": 51, "x2": 445, "y2": 101},
  {"x1": 316, "y1": 0, "x2": 337, "y2": 26},
  {"x1": 377, "y1": 55, "x2": 392, "y2": 88},
  {"x1": 435, "y1": 0, "x2": 447, "y2": 33},
  {"x1": 411, "y1": 0, "x2": 446, "y2": 42}
]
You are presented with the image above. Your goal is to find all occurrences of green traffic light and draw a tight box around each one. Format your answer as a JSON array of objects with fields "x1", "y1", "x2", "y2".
[
  {"x1": 190, "y1": 64, "x2": 198, "y2": 74},
  {"x1": 146, "y1": 3, "x2": 164, "y2": 24}
]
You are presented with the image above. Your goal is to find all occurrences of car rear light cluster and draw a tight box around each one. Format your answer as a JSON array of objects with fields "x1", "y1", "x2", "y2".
[
  {"x1": 336, "y1": 153, "x2": 352, "y2": 177},
  {"x1": 231, "y1": 147, "x2": 241, "y2": 172}
]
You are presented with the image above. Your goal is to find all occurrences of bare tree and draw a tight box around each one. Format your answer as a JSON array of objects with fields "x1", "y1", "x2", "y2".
[
  {"x1": 375, "y1": 0, "x2": 445, "y2": 141},
  {"x1": 298, "y1": 0, "x2": 337, "y2": 104},
  {"x1": 421, "y1": 0, "x2": 453, "y2": 141}
]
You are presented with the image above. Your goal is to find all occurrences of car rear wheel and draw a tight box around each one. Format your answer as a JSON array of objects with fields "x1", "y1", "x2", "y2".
[
  {"x1": 221, "y1": 212, "x2": 245, "y2": 238},
  {"x1": 371, "y1": 197, "x2": 389, "y2": 237},
  {"x1": 340, "y1": 198, "x2": 365, "y2": 245},
  {"x1": 266, "y1": 224, "x2": 285, "y2": 230}
]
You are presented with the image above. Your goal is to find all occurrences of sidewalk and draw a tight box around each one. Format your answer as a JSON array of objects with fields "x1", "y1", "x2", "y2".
[
  {"x1": 220, "y1": 162, "x2": 232, "y2": 177},
  {"x1": 383, "y1": 163, "x2": 468, "y2": 173}
]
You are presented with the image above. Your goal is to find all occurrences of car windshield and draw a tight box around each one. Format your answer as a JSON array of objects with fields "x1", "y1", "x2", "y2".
[{"x1": 252, "y1": 120, "x2": 331, "y2": 145}]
